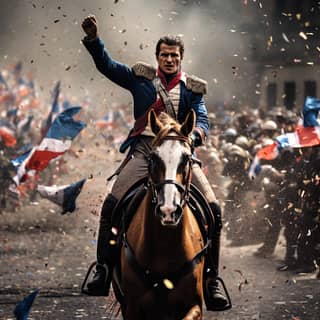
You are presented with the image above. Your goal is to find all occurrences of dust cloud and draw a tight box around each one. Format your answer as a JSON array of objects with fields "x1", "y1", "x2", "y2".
[{"x1": 0, "y1": 0, "x2": 266, "y2": 112}]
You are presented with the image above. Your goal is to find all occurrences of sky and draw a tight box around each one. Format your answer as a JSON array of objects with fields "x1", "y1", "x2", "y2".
[{"x1": 0, "y1": 0, "x2": 267, "y2": 113}]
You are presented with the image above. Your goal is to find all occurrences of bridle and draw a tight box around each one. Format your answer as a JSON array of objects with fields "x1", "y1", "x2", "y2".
[
  {"x1": 121, "y1": 133, "x2": 212, "y2": 299},
  {"x1": 147, "y1": 135, "x2": 193, "y2": 213}
]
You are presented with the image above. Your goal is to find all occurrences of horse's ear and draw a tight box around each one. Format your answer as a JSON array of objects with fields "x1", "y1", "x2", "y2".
[
  {"x1": 148, "y1": 109, "x2": 163, "y2": 135},
  {"x1": 180, "y1": 110, "x2": 196, "y2": 137}
]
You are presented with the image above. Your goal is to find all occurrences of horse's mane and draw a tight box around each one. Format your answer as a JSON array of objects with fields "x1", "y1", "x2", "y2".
[{"x1": 152, "y1": 112, "x2": 184, "y2": 147}]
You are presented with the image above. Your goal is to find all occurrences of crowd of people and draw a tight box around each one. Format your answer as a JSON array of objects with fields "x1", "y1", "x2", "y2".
[
  {"x1": 0, "y1": 62, "x2": 128, "y2": 211},
  {"x1": 1, "y1": 61, "x2": 319, "y2": 280},
  {"x1": 198, "y1": 104, "x2": 320, "y2": 277}
]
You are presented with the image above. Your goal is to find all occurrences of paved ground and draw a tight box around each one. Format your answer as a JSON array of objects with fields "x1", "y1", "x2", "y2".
[{"x1": 0, "y1": 151, "x2": 319, "y2": 320}]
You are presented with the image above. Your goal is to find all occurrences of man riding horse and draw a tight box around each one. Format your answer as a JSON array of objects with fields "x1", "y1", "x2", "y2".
[{"x1": 81, "y1": 14, "x2": 229, "y2": 311}]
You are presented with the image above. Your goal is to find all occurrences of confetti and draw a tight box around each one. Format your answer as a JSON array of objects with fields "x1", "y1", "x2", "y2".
[{"x1": 163, "y1": 279, "x2": 174, "y2": 290}]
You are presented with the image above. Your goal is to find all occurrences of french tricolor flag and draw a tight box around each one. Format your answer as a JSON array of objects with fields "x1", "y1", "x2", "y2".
[
  {"x1": 0, "y1": 125, "x2": 16, "y2": 147},
  {"x1": 37, "y1": 179, "x2": 86, "y2": 214},
  {"x1": 249, "y1": 97, "x2": 320, "y2": 179},
  {"x1": 13, "y1": 107, "x2": 86, "y2": 185},
  {"x1": 95, "y1": 111, "x2": 114, "y2": 129}
]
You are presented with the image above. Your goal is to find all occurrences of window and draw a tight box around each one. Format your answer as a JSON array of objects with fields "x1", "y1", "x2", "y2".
[
  {"x1": 267, "y1": 83, "x2": 277, "y2": 108},
  {"x1": 304, "y1": 81, "x2": 317, "y2": 99},
  {"x1": 284, "y1": 82, "x2": 296, "y2": 110},
  {"x1": 275, "y1": 0, "x2": 320, "y2": 27}
]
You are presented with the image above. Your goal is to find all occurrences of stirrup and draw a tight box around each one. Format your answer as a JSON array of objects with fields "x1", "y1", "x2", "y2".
[
  {"x1": 204, "y1": 276, "x2": 232, "y2": 312},
  {"x1": 81, "y1": 261, "x2": 110, "y2": 296}
]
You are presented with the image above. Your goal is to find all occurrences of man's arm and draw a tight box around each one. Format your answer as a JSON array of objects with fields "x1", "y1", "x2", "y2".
[{"x1": 81, "y1": 15, "x2": 135, "y2": 91}]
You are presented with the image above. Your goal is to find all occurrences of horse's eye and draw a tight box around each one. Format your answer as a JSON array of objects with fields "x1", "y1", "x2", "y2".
[{"x1": 178, "y1": 154, "x2": 190, "y2": 171}]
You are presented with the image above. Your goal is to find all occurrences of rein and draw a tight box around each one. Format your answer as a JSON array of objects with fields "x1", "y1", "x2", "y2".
[
  {"x1": 149, "y1": 134, "x2": 193, "y2": 208},
  {"x1": 123, "y1": 233, "x2": 210, "y2": 295},
  {"x1": 122, "y1": 133, "x2": 208, "y2": 297}
]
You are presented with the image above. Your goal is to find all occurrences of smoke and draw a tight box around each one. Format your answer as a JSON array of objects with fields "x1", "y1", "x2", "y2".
[{"x1": 0, "y1": 0, "x2": 264, "y2": 112}]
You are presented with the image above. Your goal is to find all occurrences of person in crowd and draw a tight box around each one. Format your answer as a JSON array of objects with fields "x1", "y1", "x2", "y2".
[{"x1": 294, "y1": 146, "x2": 320, "y2": 273}]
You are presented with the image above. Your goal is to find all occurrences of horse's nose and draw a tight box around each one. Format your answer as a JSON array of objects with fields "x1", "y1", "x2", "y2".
[{"x1": 160, "y1": 204, "x2": 176, "y2": 221}]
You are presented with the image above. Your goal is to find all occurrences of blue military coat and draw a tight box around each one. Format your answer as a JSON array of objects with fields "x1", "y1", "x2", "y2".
[{"x1": 83, "y1": 37, "x2": 209, "y2": 152}]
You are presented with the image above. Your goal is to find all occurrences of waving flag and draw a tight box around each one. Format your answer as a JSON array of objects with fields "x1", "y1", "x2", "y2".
[
  {"x1": 13, "y1": 107, "x2": 86, "y2": 185},
  {"x1": 249, "y1": 97, "x2": 320, "y2": 179},
  {"x1": 37, "y1": 179, "x2": 86, "y2": 214},
  {"x1": 13, "y1": 289, "x2": 39, "y2": 320},
  {"x1": 41, "y1": 81, "x2": 61, "y2": 137},
  {"x1": 0, "y1": 125, "x2": 16, "y2": 147},
  {"x1": 6, "y1": 107, "x2": 19, "y2": 119},
  {"x1": 17, "y1": 115, "x2": 33, "y2": 136},
  {"x1": 11, "y1": 149, "x2": 32, "y2": 169},
  {"x1": 95, "y1": 111, "x2": 114, "y2": 129},
  {"x1": 0, "y1": 71, "x2": 8, "y2": 88},
  {"x1": 62, "y1": 98, "x2": 71, "y2": 110},
  {"x1": 302, "y1": 96, "x2": 320, "y2": 127},
  {"x1": 51, "y1": 81, "x2": 61, "y2": 114}
]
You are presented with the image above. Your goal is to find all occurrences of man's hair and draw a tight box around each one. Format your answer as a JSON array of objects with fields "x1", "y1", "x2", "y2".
[{"x1": 155, "y1": 35, "x2": 184, "y2": 58}]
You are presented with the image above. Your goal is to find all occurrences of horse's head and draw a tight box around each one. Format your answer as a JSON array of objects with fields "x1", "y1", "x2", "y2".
[{"x1": 147, "y1": 110, "x2": 195, "y2": 227}]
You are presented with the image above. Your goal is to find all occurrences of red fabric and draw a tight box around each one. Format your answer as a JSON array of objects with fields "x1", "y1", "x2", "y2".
[
  {"x1": 296, "y1": 125, "x2": 320, "y2": 147},
  {"x1": 157, "y1": 68, "x2": 182, "y2": 91},
  {"x1": 26, "y1": 150, "x2": 65, "y2": 171},
  {"x1": 130, "y1": 69, "x2": 182, "y2": 137},
  {"x1": 0, "y1": 127, "x2": 16, "y2": 147}
]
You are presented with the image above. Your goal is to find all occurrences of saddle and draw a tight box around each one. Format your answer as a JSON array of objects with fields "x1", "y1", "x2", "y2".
[
  {"x1": 105, "y1": 177, "x2": 215, "y2": 300},
  {"x1": 81, "y1": 178, "x2": 216, "y2": 299},
  {"x1": 110, "y1": 177, "x2": 215, "y2": 246}
]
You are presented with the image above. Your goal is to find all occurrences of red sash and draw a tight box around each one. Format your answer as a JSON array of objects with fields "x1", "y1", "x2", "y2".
[{"x1": 130, "y1": 68, "x2": 182, "y2": 137}]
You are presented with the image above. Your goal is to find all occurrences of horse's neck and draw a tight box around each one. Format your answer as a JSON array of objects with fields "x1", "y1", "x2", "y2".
[{"x1": 129, "y1": 191, "x2": 199, "y2": 269}]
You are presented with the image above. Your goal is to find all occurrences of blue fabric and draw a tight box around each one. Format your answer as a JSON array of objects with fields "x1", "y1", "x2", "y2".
[
  {"x1": 46, "y1": 107, "x2": 86, "y2": 140},
  {"x1": 13, "y1": 289, "x2": 39, "y2": 320},
  {"x1": 83, "y1": 38, "x2": 209, "y2": 150},
  {"x1": 11, "y1": 149, "x2": 32, "y2": 171},
  {"x1": 62, "y1": 179, "x2": 86, "y2": 214},
  {"x1": 18, "y1": 116, "x2": 33, "y2": 133},
  {"x1": 276, "y1": 134, "x2": 290, "y2": 150},
  {"x1": 303, "y1": 96, "x2": 320, "y2": 127},
  {"x1": 6, "y1": 107, "x2": 19, "y2": 119},
  {"x1": 51, "y1": 81, "x2": 61, "y2": 114}
]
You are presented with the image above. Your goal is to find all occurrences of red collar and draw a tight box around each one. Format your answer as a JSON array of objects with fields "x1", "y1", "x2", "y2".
[{"x1": 157, "y1": 68, "x2": 182, "y2": 91}]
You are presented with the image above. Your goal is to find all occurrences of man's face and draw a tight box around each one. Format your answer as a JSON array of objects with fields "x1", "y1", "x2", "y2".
[{"x1": 157, "y1": 43, "x2": 182, "y2": 74}]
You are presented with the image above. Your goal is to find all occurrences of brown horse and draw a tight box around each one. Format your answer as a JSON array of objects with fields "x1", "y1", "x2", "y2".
[{"x1": 112, "y1": 110, "x2": 209, "y2": 320}]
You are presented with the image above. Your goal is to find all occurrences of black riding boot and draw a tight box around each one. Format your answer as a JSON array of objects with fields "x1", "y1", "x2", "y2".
[
  {"x1": 86, "y1": 194, "x2": 118, "y2": 296},
  {"x1": 204, "y1": 202, "x2": 230, "y2": 311}
]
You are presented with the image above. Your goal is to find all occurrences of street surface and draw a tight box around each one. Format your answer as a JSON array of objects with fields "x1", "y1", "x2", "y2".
[{"x1": 0, "y1": 152, "x2": 319, "y2": 320}]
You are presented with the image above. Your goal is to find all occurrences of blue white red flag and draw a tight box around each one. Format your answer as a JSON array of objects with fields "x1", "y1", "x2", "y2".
[
  {"x1": 249, "y1": 97, "x2": 320, "y2": 179},
  {"x1": 13, "y1": 289, "x2": 39, "y2": 320},
  {"x1": 11, "y1": 149, "x2": 33, "y2": 169},
  {"x1": 17, "y1": 115, "x2": 33, "y2": 135},
  {"x1": 62, "y1": 98, "x2": 71, "y2": 110},
  {"x1": 95, "y1": 111, "x2": 114, "y2": 129},
  {"x1": 0, "y1": 125, "x2": 17, "y2": 147},
  {"x1": 37, "y1": 179, "x2": 86, "y2": 214},
  {"x1": 0, "y1": 71, "x2": 8, "y2": 88},
  {"x1": 41, "y1": 81, "x2": 61, "y2": 137},
  {"x1": 13, "y1": 107, "x2": 86, "y2": 185}
]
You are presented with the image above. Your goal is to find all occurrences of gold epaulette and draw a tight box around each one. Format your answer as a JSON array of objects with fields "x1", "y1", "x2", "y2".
[
  {"x1": 132, "y1": 62, "x2": 157, "y2": 80},
  {"x1": 186, "y1": 74, "x2": 208, "y2": 94}
]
